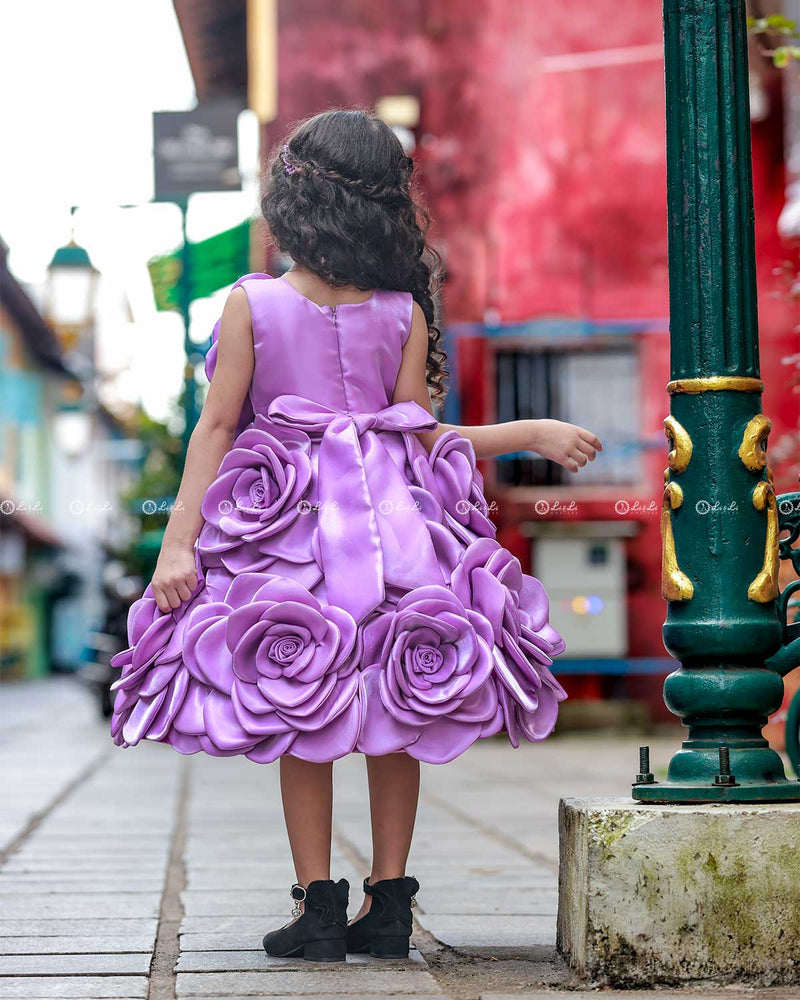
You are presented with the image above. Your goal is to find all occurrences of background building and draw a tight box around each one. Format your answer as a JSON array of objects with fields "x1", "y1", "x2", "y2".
[
  {"x1": 0, "y1": 238, "x2": 71, "y2": 678},
  {"x1": 0, "y1": 236, "x2": 141, "y2": 678},
  {"x1": 172, "y1": 0, "x2": 799, "y2": 723}
]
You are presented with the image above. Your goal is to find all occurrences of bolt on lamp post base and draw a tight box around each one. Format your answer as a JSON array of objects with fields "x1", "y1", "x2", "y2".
[
  {"x1": 634, "y1": 775, "x2": 800, "y2": 805},
  {"x1": 633, "y1": 741, "x2": 800, "y2": 804},
  {"x1": 632, "y1": 666, "x2": 800, "y2": 804}
]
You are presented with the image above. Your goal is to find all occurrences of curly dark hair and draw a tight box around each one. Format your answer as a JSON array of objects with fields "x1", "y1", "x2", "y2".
[{"x1": 261, "y1": 108, "x2": 448, "y2": 404}]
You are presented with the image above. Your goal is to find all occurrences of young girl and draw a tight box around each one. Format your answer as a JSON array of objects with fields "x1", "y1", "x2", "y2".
[{"x1": 110, "y1": 108, "x2": 601, "y2": 963}]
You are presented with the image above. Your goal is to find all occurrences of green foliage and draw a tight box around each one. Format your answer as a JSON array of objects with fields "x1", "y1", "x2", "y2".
[
  {"x1": 114, "y1": 406, "x2": 182, "y2": 577},
  {"x1": 747, "y1": 13, "x2": 800, "y2": 67},
  {"x1": 772, "y1": 46, "x2": 800, "y2": 68},
  {"x1": 747, "y1": 13, "x2": 797, "y2": 34}
]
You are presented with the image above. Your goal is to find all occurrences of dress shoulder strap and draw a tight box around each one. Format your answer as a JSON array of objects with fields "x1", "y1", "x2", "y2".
[
  {"x1": 376, "y1": 289, "x2": 414, "y2": 347},
  {"x1": 204, "y1": 273, "x2": 272, "y2": 382},
  {"x1": 204, "y1": 273, "x2": 273, "y2": 434}
]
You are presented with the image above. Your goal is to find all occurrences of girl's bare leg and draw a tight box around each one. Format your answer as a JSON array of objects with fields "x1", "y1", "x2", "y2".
[
  {"x1": 279, "y1": 757, "x2": 334, "y2": 906},
  {"x1": 351, "y1": 752, "x2": 420, "y2": 921}
]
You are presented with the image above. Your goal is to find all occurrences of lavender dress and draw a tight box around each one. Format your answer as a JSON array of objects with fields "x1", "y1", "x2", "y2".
[{"x1": 110, "y1": 273, "x2": 567, "y2": 764}]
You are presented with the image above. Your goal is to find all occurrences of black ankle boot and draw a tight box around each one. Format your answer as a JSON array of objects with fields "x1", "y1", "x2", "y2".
[
  {"x1": 263, "y1": 878, "x2": 349, "y2": 962},
  {"x1": 346, "y1": 875, "x2": 419, "y2": 958}
]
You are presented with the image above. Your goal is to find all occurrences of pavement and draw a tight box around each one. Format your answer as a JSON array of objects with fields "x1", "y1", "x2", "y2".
[{"x1": 0, "y1": 676, "x2": 794, "y2": 1000}]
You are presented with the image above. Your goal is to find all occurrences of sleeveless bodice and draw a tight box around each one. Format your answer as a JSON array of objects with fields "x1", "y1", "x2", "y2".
[{"x1": 241, "y1": 275, "x2": 413, "y2": 417}]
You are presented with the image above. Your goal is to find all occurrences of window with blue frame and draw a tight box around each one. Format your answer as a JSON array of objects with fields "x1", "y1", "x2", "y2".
[{"x1": 495, "y1": 346, "x2": 641, "y2": 486}]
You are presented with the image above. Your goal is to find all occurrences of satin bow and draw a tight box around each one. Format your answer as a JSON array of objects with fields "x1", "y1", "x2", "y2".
[{"x1": 268, "y1": 394, "x2": 446, "y2": 624}]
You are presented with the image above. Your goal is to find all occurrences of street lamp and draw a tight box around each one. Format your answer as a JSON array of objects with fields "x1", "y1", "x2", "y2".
[
  {"x1": 52, "y1": 400, "x2": 92, "y2": 459},
  {"x1": 632, "y1": 0, "x2": 800, "y2": 804},
  {"x1": 46, "y1": 212, "x2": 99, "y2": 459},
  {"x1": 45, "y1": 218, "x2": 98, "y2": 354}
]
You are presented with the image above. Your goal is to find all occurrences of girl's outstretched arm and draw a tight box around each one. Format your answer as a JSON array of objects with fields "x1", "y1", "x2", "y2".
[
  {"x1": 393, "y1": 301, "x2": 603, "y2": 472},
  {"x1": 150, "y1": 287, "x2": 254, "y2": 613}
]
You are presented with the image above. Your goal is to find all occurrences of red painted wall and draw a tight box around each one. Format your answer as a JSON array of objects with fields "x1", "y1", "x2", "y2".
[{"x1": 263, "y1": 1, "x2": 798, "y2": 712}]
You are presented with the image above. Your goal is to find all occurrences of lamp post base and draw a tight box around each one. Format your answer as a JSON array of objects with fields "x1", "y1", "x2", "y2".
[
  {"x1": 638, "y1": 666, "x2": 800, "y2": 803},
  {"x1": 633, "y1": 735, "x2": 800, "y2": 804},
  {"x1": 633, "y1": 778, "x2": 800, "y2": 804}
]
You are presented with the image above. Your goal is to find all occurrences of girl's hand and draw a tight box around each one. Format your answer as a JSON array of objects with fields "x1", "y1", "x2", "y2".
[
  {"x1": 151, "y1": 545, "x2": 200, "y2": 613},
  {"x1": 520, "y1": 419, "x2": 603, "y2": 473}
]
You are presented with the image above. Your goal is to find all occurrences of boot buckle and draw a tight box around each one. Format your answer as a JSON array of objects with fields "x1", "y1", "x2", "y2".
[{"x1": 290, "y1": 883, "x2": 306, "y2": 918}]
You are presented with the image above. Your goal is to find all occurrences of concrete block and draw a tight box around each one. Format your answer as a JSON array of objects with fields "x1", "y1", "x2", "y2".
[{"x1": 558, "y1": 797, "x2": 800, "y2": 986}]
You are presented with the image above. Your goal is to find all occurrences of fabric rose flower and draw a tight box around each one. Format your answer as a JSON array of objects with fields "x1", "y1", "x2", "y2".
[
  {"x1": 109, "y1": 550, "x2": 213, "y2": 753},
  {"x1": 449, "y1": 537, "x2": 567, "y2": 743},
  {"x1": 198, "y1": 414, "x2": 317, "y2": 576},
  {"x1": 183, "y1": 574, "x2": 362, "y2": 763},
  {"x1": 409, "y1": 430, "x2": 495, "y2": 546},
  {"x1": 357, "y1": 585, "x2": 499, "y2": 763}
]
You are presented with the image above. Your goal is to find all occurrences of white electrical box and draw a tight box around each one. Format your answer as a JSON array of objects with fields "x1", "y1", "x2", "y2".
[{"x1": 532, "y1": 536, "x2": 627, "y2": 658}]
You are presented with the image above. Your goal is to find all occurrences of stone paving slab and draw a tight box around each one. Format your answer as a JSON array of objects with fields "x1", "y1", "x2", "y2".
[
  {"x1": 24, "y1": 827, "x2": 173, "y2": 838},
  {"x1": 174, "y1": 948, "x2": 426, "y2": 971},
  {"x1": 0, "y1": 952, "x2": 151, "y2": 975},
  {"x1": 8, "y1": 854, "x2": 168, "y2": 868},
  {"x1": 175, "y1": 969, "x2": 442, "y2": 996},
  {"x1": 0, "y1": 879, "x2": 166, "y2": 893},
  {"x1": 180, "y1": 890, "x2": 308, "y2": 916},
  {"x1": 0, "y1": 936, "x2": 154, "y2": 954},
  {"x1": 178, "y1": 914, "x2": 422, "y2": 948},
  {"x1": 0, "y1": 862, "x2": 167, "y2": 876},
  {"x1": 0, "y1": 680, "x2": 109, "y2": 856},
  {"x1": 417, "y1": 888, "x2": 558, "y2": 915},
  {"x1": 0, "y1": 893, "x2": 161, "y2": 920},
  {"x1": 1, "y1": 682, "x2": 690, "y2": 998},
  {"x1": 414, "y1": 869, "x2": 556, "y2": 886},
  {"x1": 178, "y1": 915, "x2": 324, "y2": 936},
  {"x1": 185, "y1": 869, "x2": 357, "y2": 890},
  {"x1": 0, "y1": 977, "x2": 148, "y2": 999},
  {"x1": 177, "y1": 929, "x2": 426, "y2": 957},
  {"x1": 414, "y1": 914, "x2": 556, "y2": 953},
  {"x1": 0, "y1": 919, "x2": 158, "y2": 938}
]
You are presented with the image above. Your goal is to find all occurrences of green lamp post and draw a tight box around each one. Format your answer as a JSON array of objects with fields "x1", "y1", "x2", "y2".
[{"x1": 633, "y1": 0, "x2": 800, "y2": 803}]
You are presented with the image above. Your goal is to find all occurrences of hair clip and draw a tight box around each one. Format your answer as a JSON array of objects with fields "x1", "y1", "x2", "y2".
[{"x1": 281, "y1": 143, "x2": 301, "y2": 175}]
